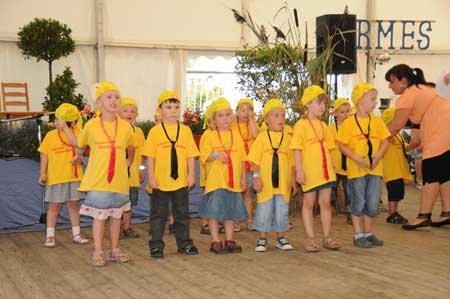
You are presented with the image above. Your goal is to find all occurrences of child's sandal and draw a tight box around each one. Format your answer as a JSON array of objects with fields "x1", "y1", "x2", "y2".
[
  {"x1": 304, "y1": 237, "x2": 320, "y2": 253},
  {"x1": 91, "y1": 251, "x2": 106, "y2": 267},
  {"x1": 233, "y1": 222, "x2": 241, "y2": 232},
  {"x1": 108, "y1": 249, "x2": 129, "y2": 263},
  {"x1": 44, "y1": 236, "x2": 55, "y2": 248},
  {"x1": 323, "y1": 237, "x2": 341, "y2": 251},
  {"x1": 72, "y1": 234, "x2": 89, "y2": 245}
]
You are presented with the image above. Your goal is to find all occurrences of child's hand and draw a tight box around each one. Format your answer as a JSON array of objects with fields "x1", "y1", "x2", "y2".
[
  {"x1": 38, "y1": 174, "x2": 46, "y2": 186},
  {"x1": 253, "y1": 177, "x2": 263, "y2": 193},
  {"x1": 217, "y1": 152, "x2": 228, "y2": 164},
  {"x1": 247, "y1": 109, "x2": 255, "y2": 119},
  {"x1": 241, "y1": 176, "x2": 247, "y2": 191},
  {"x1": 71, "y1": 154, "x2": 83, "y2": 165},
  {"x1": 139, "y1": 170, "x2": 145, "y2": 183},
  {"x1": 187, "y1": 174, "x2": 195, "y2": 189},
  {"x1": 291, "y1": 182, "x2": 298, "y2": 196},
  {"x1": 296, "y1": 170, "x2": 306, "y2": 185},
  {"x1": 353, "y1": 155, "x2": 370, "y2": 170},
  {"x1": 371, "y1": 155, "x2": 382, "y2": 170},
  {"x1": 149, "y1": 177, "x2": 159, "y2": 189}
]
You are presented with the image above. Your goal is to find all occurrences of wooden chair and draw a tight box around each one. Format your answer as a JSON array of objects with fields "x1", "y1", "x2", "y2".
[{"x1": 1, "y1": 82, "x2": 30, "y2": 112}]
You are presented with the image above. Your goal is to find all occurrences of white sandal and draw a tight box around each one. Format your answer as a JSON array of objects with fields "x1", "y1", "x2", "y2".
[
  {"x1": 44, "y1": 236, "x2": 55, "y2": 248},
  {"x1": 73, "y1": 234, "x2": 89, "y2": 245}
]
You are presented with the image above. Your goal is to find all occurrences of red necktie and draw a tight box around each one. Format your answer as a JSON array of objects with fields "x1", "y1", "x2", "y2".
[
  {"x1": 100, "y1": 118, "x2": 118, "y2": 183},
  {"x1": 306, "y1": 118, "x2": 329, "y2": 181},
  {"x1": 217, "y1": 129, "x2": 234, "y2": 188}
]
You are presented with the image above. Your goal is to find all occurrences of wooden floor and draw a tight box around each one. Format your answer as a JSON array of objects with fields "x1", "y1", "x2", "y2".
[{"x1": 1, "y1": 185, "x2": 450, "y2": 299}]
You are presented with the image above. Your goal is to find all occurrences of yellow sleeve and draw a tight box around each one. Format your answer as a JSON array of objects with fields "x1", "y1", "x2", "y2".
[
  {"x1": 185, "y1": 127, "x2": 200, "y2": 158},
  {"x1": 142, "y1": 127, "x2": 157, "y2": 158},
  {"x1": 289, "y1": 121, "x2": 304, "y2": 150},
  {"x1": 77, "y1": 123, "x2": 89, "y2": 148},
  {"x1": 38, "y1": 131, "x2": 51, "y2": 154},
  {"x1": 247, "y1": 135, "x2": 262, "y2": 166},
  {"x1": 324, "y1": 124, "x2": 335, "y2": 150},
  {"x1": 199, "y1": 130, "x2": 212, "y2": 165}
]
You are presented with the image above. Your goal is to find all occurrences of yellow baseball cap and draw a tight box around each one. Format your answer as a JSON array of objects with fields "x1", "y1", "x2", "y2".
[
  {"x1": 236, "y1": 98, "x2": 254, "y2": 109},
  {"x1": 203, "y1": 97, "x2": 232, "y2": 128},
  {"x1": 333, "y1": 98, "x2": 350, "y2": 111},
  {"x1": 55, "y1": 103, "x2": 83, "y2": 128},
  {"x1": 301, "y1": 85, "x2": 325, "y2": 106},
  {"x1": 120, "y1": 97, "x2": 137, "y2": 109},
  {"x1": 262, "y1": 99, "x2": 285, "y2": 118},
  {"x1": 352, "y1": 83, "x2": 375, "y2": 105},
  {"x1": 96, "y1": 82, "x2": 120, "y2": 99},
  {"x1": 158, "y1": 90, "x2": 180, "y2": 106},
  {"x1": 382, "y1": 107, "x2": 395, "y2": 124}
]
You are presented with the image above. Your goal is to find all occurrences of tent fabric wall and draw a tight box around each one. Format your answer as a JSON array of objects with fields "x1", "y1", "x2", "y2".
[{"x1": 0, "y1": 0, "x2": 449, "y2": 118}]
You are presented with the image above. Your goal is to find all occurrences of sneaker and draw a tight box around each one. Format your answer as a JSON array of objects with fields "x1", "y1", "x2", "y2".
[
  {"x1": 178, "y1": 244, "x2": 199, "y2": 255},
  {"x1": 275, "y1": 237, "x2": 294, "y2": 250},
  {"x1": 386, "y1": 212, "x2": 408, "y2": 224},
  {"x1": 168, "y1": 224, "x2": 175, "y2": 235},
  {"x1": 416, "y1": 181, "x2": 423, "y2": 190},
  {"x1": 150, "y1": 248, "x2": 164, "y2": 259},
  {"x1": 225, "y1": 240, "x2": 242, "y2": 253},
  {"x1": 366, "y1": 234, "x2": 384, "y2": 246},
  {"x1": 353, "y1": 237, "x2": 373, "y2": 248},
  {"x1": 44, "y1": 236, "x2": 55, "y2": 248},
  {"x1": 255, "y1": 238, "x2": 268, "y2": 252},
  {"x1": 209, "y1": 241, "x2": 228, "y2": 254},
  {"x1": 200, "y1": 224, "x2": 210, "y2": 235},
  {"x1": 219, "y1": 223, "x2": 225, "y2": 234},
  {"x1": 123, "y1": 228, "x2": 139, "y2": 238}
]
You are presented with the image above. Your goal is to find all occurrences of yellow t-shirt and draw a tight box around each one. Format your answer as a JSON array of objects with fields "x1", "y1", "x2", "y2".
[
  {"x1": 78, "y1": 117, "x2": 137, "y2": 195},
  {"x1": 329, "y1": 122, "x2": 347, "y2": 176},
  {"x1": 200, "y1": 129, "x2": 247, "y2": 194},
  {"x1": 38, "y1": 129, "x2": 83, "y2": 186},
  {"x1": 336, "y1": 115, "x2": 391, "y2": 179},
  {"x1": 247, "y1": 129, "x2": 294, "y2": 203},
  {"x1": 290, "y1": 119, "x2": 336, "y2": 192},
  {"x1": 129, "y1": 126, "x2": 146, "y2": 187},
  {"x1": 382, "y1": 134, "x2": 413, "y2": 183},
  {"x1": 232, "y1": 121, "x2": 255, "y2": 172},
  {"x1": 142, "y1": 122, "x2": 199, "y2": 192}
]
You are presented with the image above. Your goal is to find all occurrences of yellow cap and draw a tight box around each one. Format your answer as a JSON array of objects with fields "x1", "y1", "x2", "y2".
[
  {"x1": 333, "y1": 98, "x2": 350, "y2": 111},
  {"x1": 263, "y1": 99, "x2": 285, "y2": 118},
  {"x1": 301, "y1": 85, "x2": 325, "y2": 106},
  {"x1": 236, "y1": 98, "x2": 254, "y2": 109},
  {"x1": 96, "y1": 82, "x2": 120, "y2": 99},
  {"x1": 158, "y1": 90, "x2": 180, "y2": 106},
  {"x1": 55, "y1": 103, "x2": 83, "y2": 129},
  {"x1": 351, "y1": 83, "x2": 375, "y2": 105},
  {"x1": 382, "y1": 107, "x2": 395, "y2": 124},
  {"x1": 203, "y1": 97, "x2": 232, "y2": 129},
  {"x1": 120, "y1": 97, "x2": 137, "y2": 109}
]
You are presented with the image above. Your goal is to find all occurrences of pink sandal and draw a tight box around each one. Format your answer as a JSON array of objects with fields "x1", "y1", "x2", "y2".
[
  {"x1": 91, "y1": 251, "x2": 106, "y2": 267},
  {"x1": 72, "y1": 234, "x2": 89, "y2": 245},
  {"x1": 108, "y1": 249, "x2": 129, "y2": 263}
]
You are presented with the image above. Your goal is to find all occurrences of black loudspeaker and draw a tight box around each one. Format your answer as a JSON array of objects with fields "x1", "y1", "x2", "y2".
[{"x1": 316, "y1": 14, "x2": 357, "y2": 74}]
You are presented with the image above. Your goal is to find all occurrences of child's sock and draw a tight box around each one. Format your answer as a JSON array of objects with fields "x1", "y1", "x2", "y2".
[
  {"x1": 72, "y1": 226, "x2": 81, "y2": 237},
  {"x1": 46, "y1": 227, "x2": 55, "y2": 238},
  {"x1": 354, "y1": 233, "x2": 365, "y2": 240},
  {"x1": 363, "y1": 232, "x2": 373, "y2": 238}
]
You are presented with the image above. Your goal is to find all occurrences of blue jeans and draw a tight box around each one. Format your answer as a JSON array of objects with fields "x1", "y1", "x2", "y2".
[
  {"x1": 347, "y1": 175, "x2": 381, "y2": 217},
  {"x1": 253, "y1": 195, "x2": 289, "y2": 232}
]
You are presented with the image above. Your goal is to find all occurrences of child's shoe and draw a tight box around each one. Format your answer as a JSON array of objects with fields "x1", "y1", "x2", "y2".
[
  {"x1": 168, "y1": 224, "x2": 175, "y2": 235},
  {"x1": 386, "y1": 212, "x2": 408, "y2": 224},
  {"x1": 416, "y1": 180, "x2": 423, "y2": 190},
  {"x1": 44, "y1": 236, "x2": 55, "y2": 248},
  {"x1": 346, "y1": 213, "x2": 353, "y2": 225},
  {"x1": 366, "y1": 234, "x2": 384, "y2": 246},
  {"x1": 72, "y1": 234, "x2": 89, "y2": 244},
  {"x1": 122, "y1": 228, "x2": 139, "y2": 238},
  {"x1": 200, "y1": 224, "x2": 210, "y2": 235},
  {"x1": 178, "y1": 244, "x2": 199, "y2": 255},
  {"x1": 91, "y1": 251, "x2": 106, "y2": 267},
  {"x1": 209, "y1": 241, "x2": 228, "y2": 254},
  {"x1": 225, "y1": 240, "x2": 242, "y2": 253},
  {"x1": 255, "y1": 238, "x2": 268, "y2": 252},
  {"x1": 150, "y1": 248, "x2": 164, "y2": 259},
  {"x1": 353, "y1": 237, "x2": 373, "y2": 248},
  {"x1": 275, "y1": 237, "x2": 294, "y2": 250},
  {"x1": 108, "y1": 249, "x2": 129, "y2": 263}
]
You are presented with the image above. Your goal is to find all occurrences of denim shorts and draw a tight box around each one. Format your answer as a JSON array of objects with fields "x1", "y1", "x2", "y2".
[
  {"x1": 129, "y1": 187, "x2": 139, "y2": 206},
  {"x1": 84, "y1": 191, "x2": 130, "y2": 209},
  {"x1": 347, "y1": 175, "x2": 381, "y2": 217},
  {"x1": 199, "y1": 189, "x2": 248, "y2": 221},
  {"x1": 253, "y1": 195, "x2": 289, "y2": 233}
]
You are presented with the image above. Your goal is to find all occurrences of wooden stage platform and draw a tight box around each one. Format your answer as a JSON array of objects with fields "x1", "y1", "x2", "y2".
[{"x1": 1, "y1": 185, "x2": 449, "y2": 299}]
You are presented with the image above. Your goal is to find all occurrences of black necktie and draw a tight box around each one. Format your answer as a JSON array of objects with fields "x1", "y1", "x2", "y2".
[
  {"x1": 267, "y1": 131, "x2": 284, "y2": 188},
  {"x1": 161, "y1": 121, "x2": 180, "y2": 180},
  {"x1": 354, "y1": 114, "x2": 373, "y2": 166},
  {"x1": 335, "y1": 123, "x2": 347, "y2": 171}
]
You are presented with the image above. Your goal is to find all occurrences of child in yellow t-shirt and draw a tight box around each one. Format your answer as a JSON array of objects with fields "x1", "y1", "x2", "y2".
[
  {"x1": 232, "y1": 98, "x2": 259, "y2": 231},
  {"x1": 59, "y1": 82, "x2": 137, "y2": 266},
  {"x1": 143, "y1": 90, "x2": 199, "y2": 258},
  {"x1": 118, "y1": 97, "x2": 145, "y2": 239},
  {"x1": 290, "y1": 85, "x2": 340, "y2": 252},
  {"x1": 329, "y1": 98, "x2": 352, "y2": 224},
  {"x1": 381, "y1": 108, "x2": 412, "y2": 224},
  {"x1": 248, "y1": 99, "x2": 296, "y2": 252},
  {"x1": 38, "y1": 103, "x2": 88, "y2": 248},
  {"x1": 199, "y1": 97, "x2": 248, "y2": 254},
  {"x1": 337, "y1": 83, "x2": 390, "y2": 249}
]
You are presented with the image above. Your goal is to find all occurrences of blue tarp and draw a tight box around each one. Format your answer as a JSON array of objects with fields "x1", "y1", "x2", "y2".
[{"x1": 0, "y1": 158, "x2": 203, "y2": 233}]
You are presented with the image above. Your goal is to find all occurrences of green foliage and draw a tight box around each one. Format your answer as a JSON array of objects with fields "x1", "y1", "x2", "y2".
[
  {"x1": 42, "y1": 67, "x2": 86, "y2": 113},
  {"x1": 135, "y1": 120, "x2": 156, "y2": 138},
  {"x1": 17, "y1": 18, "x2": 75, "y2": 84}
]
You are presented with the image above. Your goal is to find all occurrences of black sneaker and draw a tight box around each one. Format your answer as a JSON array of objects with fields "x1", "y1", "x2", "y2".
[
  {"x1": 168, "y1": 224, "x2": 175, "y2": 234},
  {"x1": 353, "y1": 237, "x2": 373, "y2": 248},
  {"x1": 178, "y1": 245, "x2": 199, "y2": 255},
  {"x1": 150, "y1": 248, "x2": 164, "y2": 259},
  {"x1": 386, "y1": 212, "x2": 408, "y2": 224},
  {"x1": 225, "y1": 240, "x2": 242, "y2": 253},
  {"x1": 209, "y1": 241, "x2": 228, "y2": 254},
  {"x1": 366, "y1": 234, "x2": 384, "y2": 246},
  {"x1": 200, "y1": 224, "x2": 210, "y2": 235}
]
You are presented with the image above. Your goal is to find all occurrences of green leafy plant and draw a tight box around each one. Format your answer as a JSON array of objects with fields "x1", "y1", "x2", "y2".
[
  {"x1": 42, "y1": 67, "x2": 86, "y2": 114},
  {"x1": 135, "y1": 120, "x2": 156, "y2": 138},
  {"x1": 17, "y1": 18, "x2": 75, "y2": 85}
]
